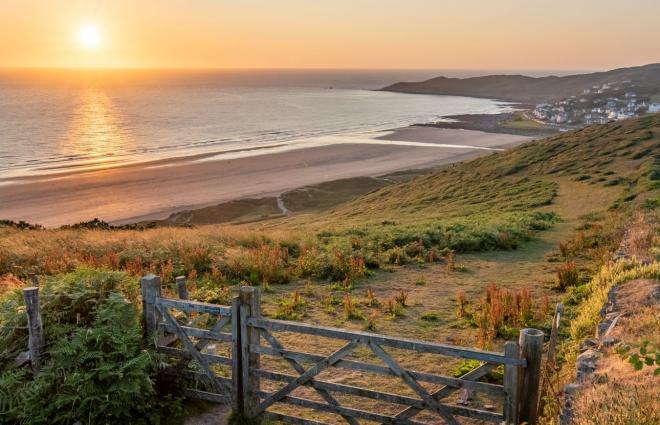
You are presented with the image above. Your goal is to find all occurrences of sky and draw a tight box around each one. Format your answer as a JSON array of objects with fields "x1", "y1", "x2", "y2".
[{"x1": 1, "y1": 0, "x2": 659, "y2": 70}]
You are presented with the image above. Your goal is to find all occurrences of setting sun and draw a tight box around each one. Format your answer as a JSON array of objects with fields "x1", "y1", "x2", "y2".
[{"x1": 78, "y1": 25, "x2": 101, "y2": 49}]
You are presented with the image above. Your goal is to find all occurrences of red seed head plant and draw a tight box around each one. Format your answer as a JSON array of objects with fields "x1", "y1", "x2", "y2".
[
  {"x1": 517, "y1": 287, "x2": 533, "y2": 325},
  {"x1": 394, "y1": 288, "x2": 409, "y2": 306},
  {"x1": 426, "y1": 247, "x2": 440, "y2": 263},
  {"x1": 455, "y1": 290, "x2": 467, "y2": 318},
  {"x1": 366, "y1": 287, "x2": 380, "y2": 307},
  {"x1": 538, "y1": 294, "x2": 551, "y2": 320},
  {"x1": 446, "y1": 250, "x2": 456, "y2": 273},
  {"x1": 556, "y1": 261, "x2": 579, "y2": 289}
]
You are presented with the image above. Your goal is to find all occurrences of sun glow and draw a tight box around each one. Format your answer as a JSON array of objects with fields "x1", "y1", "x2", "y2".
[{"x1": 78, "y1": 25, "x2": 101, "y2": 49}]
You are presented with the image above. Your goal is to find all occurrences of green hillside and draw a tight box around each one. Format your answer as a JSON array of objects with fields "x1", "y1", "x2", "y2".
[
  {"x1": 0, "y1": 115, "x2": 658, "y2": 424},
  {"x1": 324, "y1": 114, "x2": 658, "y2": 223}
]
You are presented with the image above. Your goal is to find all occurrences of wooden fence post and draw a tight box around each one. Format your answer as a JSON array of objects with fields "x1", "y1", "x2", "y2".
[
  {"x1": 503, "y1": 341, "x2": 521, "y2": 425},
  {"x1": 239, "y1": 286, "x2": 261, "y2": 418},
  {"x1": 546, "y1": 304, "x2": 563, "y2": 369},
  {"x1": 519, "y1": 328, "x2": 544, "y2": 425},
  {"x1": 23, "y1": 287, "x2": 44, "y2": 375},
  {"x1": 176, "y1": 276, "x2": 189, "y2": 300},
  {"x1": 140, "y1": 274, "x2": 162, "y2": 342},
  {"x1": 231, "y1": 296, "x2": 243, "y2": 414}
]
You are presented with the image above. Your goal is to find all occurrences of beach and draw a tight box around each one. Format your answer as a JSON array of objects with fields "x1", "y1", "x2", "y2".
[{"x1": 0, "y1": 127, "x2": 531, "y2": 227}]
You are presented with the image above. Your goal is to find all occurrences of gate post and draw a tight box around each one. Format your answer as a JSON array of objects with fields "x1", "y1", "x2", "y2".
[
  {"x1": 23, "y1": 287, "x2": 44, "y2": 375},
  {"x1": 239, "y1": 286, "x2": 261, "y2": 418},
  {"x1": 231, "y1": 295, "x2": 242, "y2": 414},
  {"x1": 176, "y1": 276, "x2": 189, "y2": 300},
  {"x1": 519, "y1": 328, "x2": 544, "y2": 425},
  {"x1": 140, "y1": 274, "x2": 162, "y2": 342},
  {"x1": 503, "y1": 341, "x2": 521, "y2": 424}
]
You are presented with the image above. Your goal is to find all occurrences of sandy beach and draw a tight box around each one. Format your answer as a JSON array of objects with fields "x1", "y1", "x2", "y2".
[{"x1": 0, "y1": 127, "x2": 531, "y2": 227}]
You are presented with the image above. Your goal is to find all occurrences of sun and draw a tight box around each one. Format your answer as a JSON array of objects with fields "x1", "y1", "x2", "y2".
[{"x1": 78, "y1": 25, "x2": 101, "y2": 49}]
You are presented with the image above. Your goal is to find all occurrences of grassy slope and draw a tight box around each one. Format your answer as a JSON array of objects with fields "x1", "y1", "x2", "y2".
[{"x1": 1, "y1": 115, "x2": 658, "y2": 423}]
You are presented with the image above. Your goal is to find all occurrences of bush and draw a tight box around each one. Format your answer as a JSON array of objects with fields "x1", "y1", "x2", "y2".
[
  {"x1": 274, "y1": 290, "x2": 307, "y2": 320},
  {"x1": 229, "y1": 244, "x2": 291, "y2": 285},
  {"x1": 0, "y1": 269, "x2": 181, "y2": 424},
  {"x1": 556, "y1": 261, "x2": 579, "y2": 289}
]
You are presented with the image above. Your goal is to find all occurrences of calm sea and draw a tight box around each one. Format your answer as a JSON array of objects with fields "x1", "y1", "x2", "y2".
[{"x1": 0, "y1": 69, "x2": 523, "y2": 178}]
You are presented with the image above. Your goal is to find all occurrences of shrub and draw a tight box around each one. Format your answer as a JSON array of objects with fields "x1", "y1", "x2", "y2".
[
  {"x1": 229, "y1": 244, "x2": 291, "y2": 285},
  {"x1": 364, "y1": 311, "x2": 379, "y2": 331},
  {"x1": 384, "y1": 297, "x2": 404, "y2": 319},
  {"x1": 0, "y1": 270, "x2": 177, "y2": 424},
  {"x1": 394, "y1": 289, "x2": 409, "y2": 306},
  {"x1": 364, "y1": 287, "x2": 380, "y2": 307},
  {"x1": 468, "y1": 283, "x2": 541, "y2": 347},
  {"x1": 455, "y1": 290, "x2": 467, "y2": 318},
  {"x1": 343, "y1": 295, "x2": 364, "y2": 321},
  {"x1": 446, "y1": 250, "x2": 456, "y2": 272},
  {"x1": 556, "y1": 261, "x2": 579, "y2": 289},
  {"x1": 274, "y1": 290, "x2": 307, "y2": 320}
]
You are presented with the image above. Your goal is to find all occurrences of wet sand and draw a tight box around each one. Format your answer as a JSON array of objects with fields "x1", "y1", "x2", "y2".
[{"x1": 0, "y1": 128, "x2": 531, "y2": 227}]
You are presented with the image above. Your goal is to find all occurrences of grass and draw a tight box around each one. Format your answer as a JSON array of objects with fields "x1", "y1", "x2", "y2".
[
  {"x1": 0, "y1": 115, "x2": 658, "y2": 422},
  {"x1": 499, "y1": 112, "x2": 554, "y2": 131}
]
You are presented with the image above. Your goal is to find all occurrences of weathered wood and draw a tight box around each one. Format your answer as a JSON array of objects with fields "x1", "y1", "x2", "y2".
[
  {"x1": 14, "y1": 350, "x2": 30, "y2": 368},
  {"x1": 260, "y1": 329, "x2": 360, "y2": 425},
  {"x1": 256, "y1": 340, "x2": 359, "y2": 415},
  {"x1": 368, "y1": 341, "x2": 459, "y2": 425},
  {"x1": 394, "y1": 362, "x2": 497, "y2": 420},
  {"x1": 175, "y1": 276, "x2": 189, "y2": 300},
  {"x1": 546, "y1": 304, "x2": 563, "y2": 369},
  {"x1": 519, "y1": 328, "x2": 544, "y2": 425},
  {"x1": 157, "y1": 345, "x2": 232, "y2": 366},
  {"x1": 157, "y1": 305, "x2": 232, "y2": 395},
  {"x1": 252, "y1": 343, "x2": 504, "y2": 395},
  {"x1": 258, "y1": 392, "x2": 427, "y2": 425},
  {"x1": 255, "y1": 368, "x2": 501, "y2": 421},
  {"x1": 155, "y1": 297, "x2": 231, "y2": 316},
  {"x1": 183, "y1": 388, "x2": 231, "y2": 404},
  {"x1": 171, "y1": 368, "x2": 234, "y2": 386},
  {"x1": 258, "y1": 390, "x2": 503, "y2": 424},
  {"x1": 249, "y1": 317, "x2": 524, "y2": 365},
  {"x1": 231, "y1": 296, "x2": 242, "y2": 413},
  {"x1": 503, "y1": 341, "x2": 521, "y2": 425},
  {"x1": 240, "y1": 286, "x2": 261, "y2": 418},
  {"x1": 140, "y1": 275, "x2": 162, "y2": 340},
  {"x1": 157, "y1": 322, "x2": 232, "y2": 342},
  {"x1": 23, "y1": 287, "x2": 44, "y2": 375}
]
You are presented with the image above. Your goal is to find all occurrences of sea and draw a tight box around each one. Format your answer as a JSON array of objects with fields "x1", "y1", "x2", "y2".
[{"x1": 0, "y1": 69, "x2": 534, "y2": 179}]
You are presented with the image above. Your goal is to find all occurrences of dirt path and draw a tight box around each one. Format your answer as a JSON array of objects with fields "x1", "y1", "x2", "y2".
[{"x1": 184, "y1": 405, "x2": 231, "y2": 425}]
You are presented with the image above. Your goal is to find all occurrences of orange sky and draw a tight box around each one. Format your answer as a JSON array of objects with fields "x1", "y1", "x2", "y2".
[{"x1": 1, "y1": 0, "x2": 659, "y2": 70}]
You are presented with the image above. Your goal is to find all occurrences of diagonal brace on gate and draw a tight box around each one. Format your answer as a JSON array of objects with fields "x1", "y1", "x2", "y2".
[
  {"x1": 394, "y1": 362, "x2": 496, "y2": 421},
  {"x1": 157, "y1": 304, "x2": 233, "y2": 395},
  {"x1": 256, "y1": 339, "x2": 360, "y2": 415},
  {"x1": 368, "y1": 341, "x2": 461, "y2": 425},
  {"x1": 260, "y1": 329, "x2": 361, "y2": 425}
]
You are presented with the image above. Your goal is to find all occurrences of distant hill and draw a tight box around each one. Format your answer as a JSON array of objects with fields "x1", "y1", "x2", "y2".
[{"x1": 382, "y1": 63, "x2": 660, "y2": 103}]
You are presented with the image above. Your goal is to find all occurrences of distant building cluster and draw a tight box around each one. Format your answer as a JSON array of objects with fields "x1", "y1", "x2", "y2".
[{"x1": 532, "y1": 81, "x2": 660, "y2": 128}]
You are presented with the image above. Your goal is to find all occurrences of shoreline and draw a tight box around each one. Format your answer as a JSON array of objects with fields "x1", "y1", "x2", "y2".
[{"x1": 0, "y1": 127, "x2": 532, "y2": 228}]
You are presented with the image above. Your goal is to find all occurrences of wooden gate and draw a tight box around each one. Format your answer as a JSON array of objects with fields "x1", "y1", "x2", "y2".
[
  {"x1": 141, "y1": 275, "x2": 239, "y2": 410},
  {"x1": 140, "y1": 276, "x2": 544, "y2": 424}
]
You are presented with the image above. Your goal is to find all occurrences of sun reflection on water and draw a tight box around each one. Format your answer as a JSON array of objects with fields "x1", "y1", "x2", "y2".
[{"x1": 58, "y1": 88, "x2": 130, "y2": 167}]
